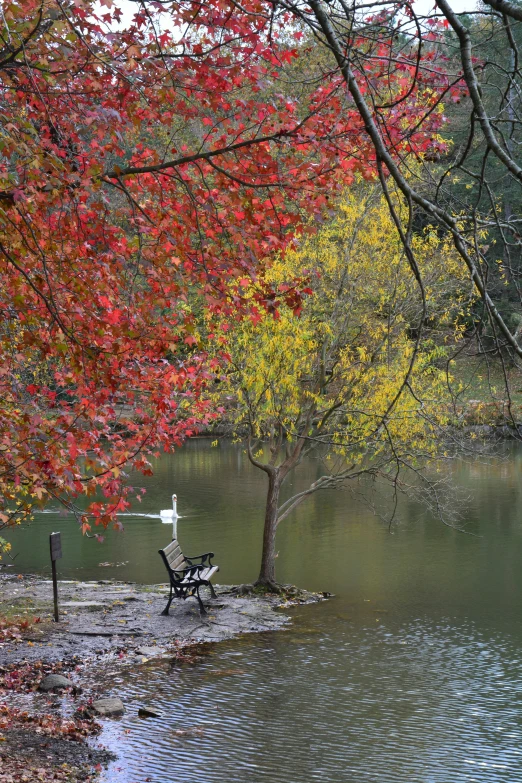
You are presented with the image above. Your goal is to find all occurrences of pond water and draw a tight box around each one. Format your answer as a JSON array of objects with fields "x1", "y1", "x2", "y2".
[{"x1": 5, "y1": 440, "x2": 522, "y2": 782}]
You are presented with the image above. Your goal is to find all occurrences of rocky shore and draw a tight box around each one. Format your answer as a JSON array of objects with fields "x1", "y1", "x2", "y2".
[{"x1": 0, "y1": 574, "x2": 326, "y2": 782}]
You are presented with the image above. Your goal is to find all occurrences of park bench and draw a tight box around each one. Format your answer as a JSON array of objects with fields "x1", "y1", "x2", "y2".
[{"x1": 158, "y1": 538, "x2": 219, "y2": 616}]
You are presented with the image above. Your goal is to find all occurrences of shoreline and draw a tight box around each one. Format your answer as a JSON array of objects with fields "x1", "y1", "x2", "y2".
[{"x1": 0, "y1": 574, "x2": 327, "y2": 782}]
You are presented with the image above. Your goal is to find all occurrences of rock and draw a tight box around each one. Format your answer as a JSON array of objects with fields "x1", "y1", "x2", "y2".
[
  {"x1": 135, "y1": 646, "x2": 166, "y2": 657},
  {"x1": 138, "y1": 706, "x2": 161, "y2": 718},
  {"x1": 92, "y1": 697, "x2": 124, "y2": 717},
  {"x1": 39, "y1": 674, "x2": 75, "y2": 692}
]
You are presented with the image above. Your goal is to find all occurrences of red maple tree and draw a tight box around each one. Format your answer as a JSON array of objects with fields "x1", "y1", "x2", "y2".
[{"x1": 0, "y1": 0, "x2": 454, "y2": 532}]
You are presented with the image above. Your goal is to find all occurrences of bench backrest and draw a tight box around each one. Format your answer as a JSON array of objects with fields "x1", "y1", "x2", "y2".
[{"x1": 161, "y1": 539, "x2": 188, "y2": 574}]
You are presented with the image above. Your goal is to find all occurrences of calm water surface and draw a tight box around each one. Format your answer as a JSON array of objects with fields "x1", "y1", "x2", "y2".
[{"x1": 5, "y1": 441, "x2": 522, "y2": 782}]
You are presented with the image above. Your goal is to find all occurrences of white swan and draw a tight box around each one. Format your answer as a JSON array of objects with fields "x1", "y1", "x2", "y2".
[{"x1": 160, "y1": 493, "x2": 178, "y2": 522}]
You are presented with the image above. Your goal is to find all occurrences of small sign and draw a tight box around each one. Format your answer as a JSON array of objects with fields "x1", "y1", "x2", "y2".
[
  {"x1": 49, "y1": 532, "x2": 61, "y2": 623},
  {"x1": 50, "y1": 532, "x2": 62, "y2": 561}
]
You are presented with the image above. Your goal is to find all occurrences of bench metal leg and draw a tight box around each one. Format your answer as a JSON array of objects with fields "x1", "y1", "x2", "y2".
[
  {"x1": 209, "y1": 582, "x2": 217, "y2": 599},
  {"x1": 161, "y1": 585, "x2": 174, "y2": 616},
  {"x1": 196, "y1": 586, "x2": 207, "y2": 615}
]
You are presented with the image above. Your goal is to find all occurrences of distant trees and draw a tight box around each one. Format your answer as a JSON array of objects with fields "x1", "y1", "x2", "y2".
[
  {"x1": 212, "y1": 188, "x2": 470, "y2": 587},
  {"x1": 437, "y1": 8, "x2": 522, "y2": 324},
  {"x1": 282, "y1": 0, "x2": 522, "y2": 372}
]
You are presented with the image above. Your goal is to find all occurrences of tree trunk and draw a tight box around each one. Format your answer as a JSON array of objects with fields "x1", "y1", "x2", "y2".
[{"x1": 256, "y1": 471, "x2": 281, "y2": 588}]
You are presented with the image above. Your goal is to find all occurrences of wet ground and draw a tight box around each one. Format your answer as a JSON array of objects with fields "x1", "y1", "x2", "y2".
[{"x1": 0, "y1": 575, "x2": 323, "y2": 666}]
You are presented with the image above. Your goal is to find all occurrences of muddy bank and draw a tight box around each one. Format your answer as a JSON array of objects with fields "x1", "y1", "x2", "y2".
[{"x1": 0, "y1": 574, "x2": 326, "y2": 781}]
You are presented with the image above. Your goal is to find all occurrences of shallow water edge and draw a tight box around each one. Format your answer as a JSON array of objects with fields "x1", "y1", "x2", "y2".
[{"x1": 0, "y1": 574, "x2": 326, "y2": 780}]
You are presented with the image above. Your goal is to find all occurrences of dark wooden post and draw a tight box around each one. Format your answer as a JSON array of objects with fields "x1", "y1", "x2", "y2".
[{"x1": 49, "y1": 532, "x2": 62, "y2": 622}]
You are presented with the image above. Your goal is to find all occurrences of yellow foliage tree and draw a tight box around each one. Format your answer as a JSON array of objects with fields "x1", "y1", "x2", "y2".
[{"x1": 211, "y1": 186, "x2": 472, "y2": 587}]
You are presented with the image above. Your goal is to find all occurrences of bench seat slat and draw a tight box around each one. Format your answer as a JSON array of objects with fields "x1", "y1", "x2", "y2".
[
  {"x1": 169, "y1": 553, "x2": 187, "y2": 572},
  {"x1": 166, "y1": 548, "x2": 182, "y2": 565},
  {"x1": 181, "y1": 566, "x2": 218, "y2": 584},
  {"x1": 163, "y1": 538, "x2": 181, "y2": 558}
]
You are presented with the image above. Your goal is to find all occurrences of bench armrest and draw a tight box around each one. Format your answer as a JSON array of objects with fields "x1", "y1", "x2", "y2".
[{"x1": 185, "y1": 552, "x2": 214, "y2": 567}]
